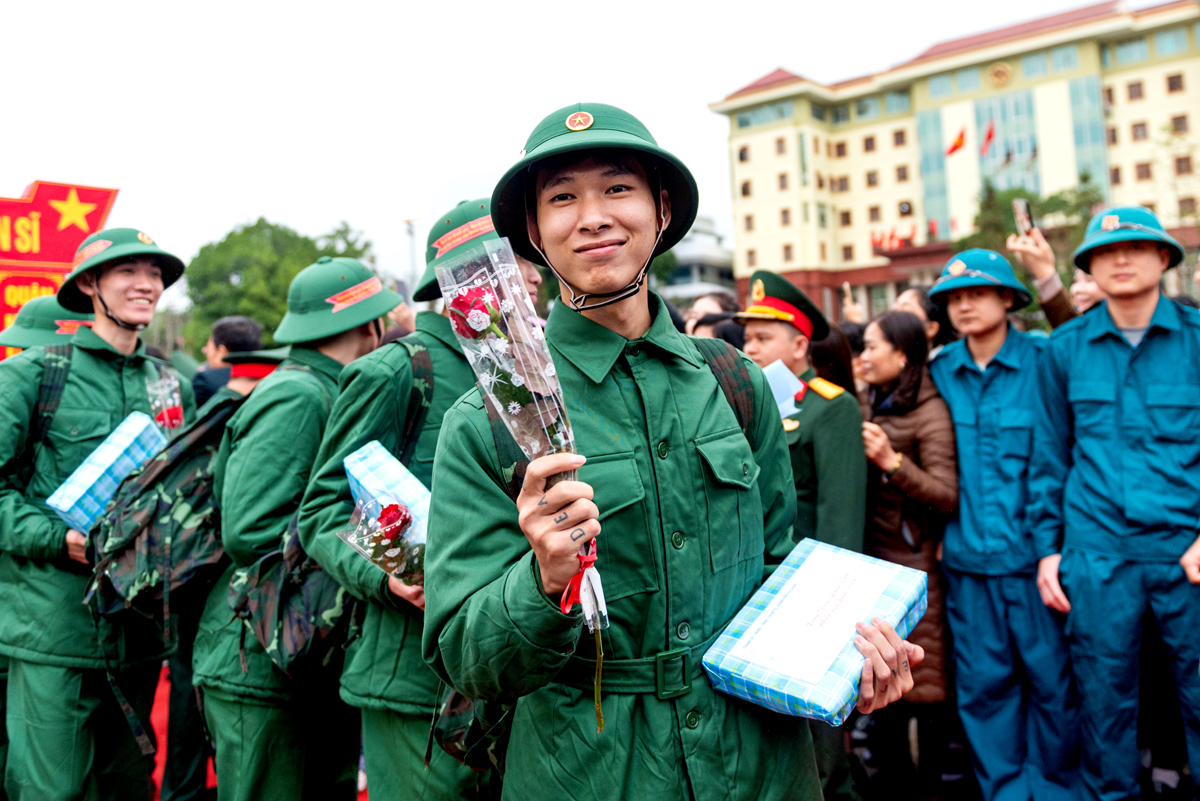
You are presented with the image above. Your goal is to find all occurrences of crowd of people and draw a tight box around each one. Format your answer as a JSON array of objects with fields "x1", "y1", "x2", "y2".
[{"x1": 0, "y1": 101, "x2": 1197, "y2": 801}]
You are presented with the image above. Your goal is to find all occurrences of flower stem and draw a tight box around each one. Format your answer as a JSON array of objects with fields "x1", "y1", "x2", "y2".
[{"x1": 594, "y1": 626, "x2": 604, "y2": 734}]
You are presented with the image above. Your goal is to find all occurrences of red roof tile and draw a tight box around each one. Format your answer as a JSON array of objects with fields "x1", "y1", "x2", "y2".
[
  {"x1": 908, "y1": 1, "x2": 1120, "y2": 63},
  {"x1": 725, "y1": 68, "x2": 806, "y2": 100}
]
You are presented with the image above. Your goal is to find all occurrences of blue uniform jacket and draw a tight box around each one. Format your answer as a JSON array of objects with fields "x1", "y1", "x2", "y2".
[
  {"x1": 930, "y1": 327, "x2": 1044, "y2": 575},
  {"x1": 1028, "y1": 297, "x2": 1200, "y2": 562}
]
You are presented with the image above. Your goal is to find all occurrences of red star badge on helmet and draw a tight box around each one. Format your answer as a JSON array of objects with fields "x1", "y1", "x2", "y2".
[{"x1": 566, "y1": 111, "x2": 594, "y2": 132}]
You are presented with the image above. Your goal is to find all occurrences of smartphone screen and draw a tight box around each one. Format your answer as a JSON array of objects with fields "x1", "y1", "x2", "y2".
[{"x1": 1013, "y1": 199, "x2": 1033, "y2": 236}]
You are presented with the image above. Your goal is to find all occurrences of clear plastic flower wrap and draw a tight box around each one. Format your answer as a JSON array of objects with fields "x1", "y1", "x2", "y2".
[
  {"x1": 146, "y1": 372, "x2": 184, "y2": 431},
  {"x1": 338, "y1": 496, "x2": 426, "y2": 586}
]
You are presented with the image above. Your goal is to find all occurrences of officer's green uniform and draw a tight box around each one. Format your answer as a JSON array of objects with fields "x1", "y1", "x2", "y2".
[
  {"x1": 297, "y1": 201, "x2": 496, "y2": 799},
  {"x1": 0, "y1": 229, "x2": 195, "y2": 799},
  {"x1": 423, "y1": 103, "x2": 821, "y2": 801},
  {"x1": 739, "y1": 271, "x2": 866, "y2": 801},
  {"x1": 0, "y1": 295, "x2": 93, "y2": 350},
  {"x1": 192, "y1": 257, "x2": 400, "y2": 801}
]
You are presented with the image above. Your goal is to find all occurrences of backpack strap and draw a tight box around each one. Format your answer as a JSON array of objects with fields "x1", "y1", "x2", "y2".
[
  {"x1": 17, "y1": 344, "x2": 73, "y2": 492},
  {"x1": 689, "y1": 337, "x2": 757, "y2": 451},
  {"x1": 394, "y1": 340, "x2": 436, "y2": 467}
]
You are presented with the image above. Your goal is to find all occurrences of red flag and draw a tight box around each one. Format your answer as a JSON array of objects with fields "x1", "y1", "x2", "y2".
[
  {"x1": 945, "y1": 128, "x2": 966, "y2": 156},
  {"x1": 980, "y1": 120, "x2": 996, "y2": 156}
]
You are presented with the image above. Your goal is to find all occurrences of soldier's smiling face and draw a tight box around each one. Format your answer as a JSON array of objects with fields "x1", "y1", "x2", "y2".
[
  {"x1": 528, "y1": 153, "x2": 670, "y2": 298},
  {"x1": 77, "y1": 257, "x2": 164, "y2": 327}
]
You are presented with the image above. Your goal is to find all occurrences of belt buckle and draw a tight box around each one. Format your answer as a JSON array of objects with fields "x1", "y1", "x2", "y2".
[{"x1": 655, "y1": 647, "x2": 692, "y2": 700}]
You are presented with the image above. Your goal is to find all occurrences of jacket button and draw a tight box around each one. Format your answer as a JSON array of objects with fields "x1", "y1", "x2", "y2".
[
  {"x1": 742, "y1": 463, "x2": 749, "y2": 476},
  {"x1": 685, "y1": 710, "x2": 701, "y2": 729},
  {"x1": 70, "y1": 427, "x2": 79, "y2": 435},
  {"x1": 676, "y1": 621, "x2": 690, "y2": 640},
  {"x1": 671, "y1": 531, "x2": 686, "y2": 550},
  {"x1": 657, "y1": 441, "x2": 670, "y2": 459}
]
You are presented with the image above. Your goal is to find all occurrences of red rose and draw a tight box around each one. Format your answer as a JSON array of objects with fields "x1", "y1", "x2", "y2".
[
  {"x1": 378, "y1": 503, "x2": 412, "y2": 541},
  {"x1": 155, "y1": 406, "x2": 184, "y2": 429},
  {"x1": 448, "y1": 286, "x2": 501, "y2": 339}
]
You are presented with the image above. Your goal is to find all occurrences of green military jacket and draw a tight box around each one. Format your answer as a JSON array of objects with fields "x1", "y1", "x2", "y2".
[
  {"x1": 423, "y1": 294, "x2": 820, "y2": 801},
  {"x1": 192, "y1": 347, "x2": 341, "y2": 703},
  {"x1": 298, "y1": 312, "x2": 475, "y2": 716},
  {"x1": 0, "y1": 327, "x2": 196, "y2": 668},
  {"x1": 787, "y1": 367, "x2": 866, "y2": 552}
]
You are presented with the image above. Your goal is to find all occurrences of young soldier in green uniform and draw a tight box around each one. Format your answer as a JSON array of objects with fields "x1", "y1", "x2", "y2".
[
  {"x1": 297, "y1": 199, "x2": 500, "y2": 799},
  {"x1": 192, "y1": 256, "x2": 400, "y2": 801},
  {"x1": 737, "y1": 271, "x2": 866, "y2": 801},
  {"x1": 0, "y1": 228, "x2": 196, "y2": 799},
  {"x1": 423, "y1": 103, "x2": 921, "y2": 801}
]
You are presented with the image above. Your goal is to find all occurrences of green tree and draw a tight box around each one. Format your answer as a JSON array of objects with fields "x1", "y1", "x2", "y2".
[
  {"x1": 650, "y1": 249, "x2": 678, "y2": 284},
  {"x1": 183, "y1": 218, "x2": 372, "y2": 350}
]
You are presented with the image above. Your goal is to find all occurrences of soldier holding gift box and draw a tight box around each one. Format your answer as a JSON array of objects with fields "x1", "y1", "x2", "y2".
[{"x1": 0, "y1": 228, "x2": 196, "y2": 799}]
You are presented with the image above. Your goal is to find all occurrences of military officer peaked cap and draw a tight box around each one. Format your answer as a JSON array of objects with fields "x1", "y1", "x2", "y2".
[
  {"x1": 491, "y1": 102, "x2": 699, "y2": 268},
  {"x1": 0, "y1": 295, "x2": 93, "y2": 349},
  {"x1": 737, "y1": 271, "x2": 830, "y2": 340},
  {"x1": 222, "y1": 346, "x2": 290, "y2": 378},
  {"x1": 1072, "y1": 205, "x2": 1184, "y2": 272},
  {"x1": 929, "y1": 248, "x2": 1032, "y2": 308},
  {"x1": 273, "y1": 256, "x2": 402, "y2": 344},
  {"x1": 58, "y1": 228, "x2": 186, "y2": 313},
  {"x1": 414, "y1": 199, "x2": 499, "y2": 302}
]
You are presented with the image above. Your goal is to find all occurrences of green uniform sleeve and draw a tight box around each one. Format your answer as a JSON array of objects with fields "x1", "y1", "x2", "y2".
[
  {"x1": 298, "y1": 351, "x2": 406, "y2": 604},
  {"x1": 813, "y1": 396, "x2": 866, "y2": 552},
  {"x1": 220, "y1": 378, "x2": 329, "y2": 566},
  {"x1": 744, "y1": 356, "x2": 798, "y2": 576},
  {"x1": 0, "y1": 352, "x2": 69, "y2": 560},
  {"x1": 423, "y1": 395, "x2": 582, "y2": 702}
]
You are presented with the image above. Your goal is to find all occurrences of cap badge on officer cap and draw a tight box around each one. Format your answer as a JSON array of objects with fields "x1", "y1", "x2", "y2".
[
  {"x1": 566, "y1": 111, "x2": 594, "y2": 132},
  {"x1": 326, "y1": 276, "x2": 383, "y2": 313},
  {"x1": 1101, "y1": 214, "x2": 1120, "y2": 231},
  {"x1": 137, "y1": 232, "x2": 154, "y2": 245},
  {"x1": 750, "y1": 279, "x2": 766, "y2": 303},
  {"x1": 948, "y1": 259, "x2": 966, "y2": 276}
]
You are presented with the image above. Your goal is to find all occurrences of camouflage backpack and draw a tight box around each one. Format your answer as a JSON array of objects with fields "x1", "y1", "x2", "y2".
[
  {"x1": 228, "y1": 340, "x2": 435, "y2": 677},
  {"x1": 430, "y1": 336, "x2": 756, "y2": 774}
]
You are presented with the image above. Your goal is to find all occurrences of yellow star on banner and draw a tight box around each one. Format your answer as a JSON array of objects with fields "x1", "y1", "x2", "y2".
[{"x1": 49, "y1": 188, "x2": 97, "y2": 233}]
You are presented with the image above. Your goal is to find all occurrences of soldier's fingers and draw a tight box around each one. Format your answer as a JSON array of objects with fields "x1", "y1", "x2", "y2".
[
  {"x1": 548, "y1": 519, "x2": 602, "y2": 559},
  {"x1": 519, "y1": 479, "x2": 594, "y2": 522},
  {"x1": 906, "y1": 641, "x2": 926, "y2": 668},
  {"x1": 855, "y1": 656, "x2": 876, "y2": 713},
  {"x1": 548, "y1": 498, "x2": 599, "y2": 533},
  {"x1": 870, "y1": 617, "x2": 912, "y2": 690},
  {"x1": 519, "y1": 453, "x2": 587, "y2": 498},
  {"x1": 855, "y1": 634, "x2": 892, "y2": 711},
  {"x1": 856, "y1": 621, "x2": 899, "y2": 672}
]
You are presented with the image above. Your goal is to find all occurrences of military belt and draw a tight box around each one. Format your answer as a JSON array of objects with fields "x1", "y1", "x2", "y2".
[{"x1": 555, "y1": 630, "x2": 722, "y2": 701}]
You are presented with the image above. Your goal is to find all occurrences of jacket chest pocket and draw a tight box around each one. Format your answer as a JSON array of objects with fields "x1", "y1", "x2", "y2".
[
  {"x1": 999, "y1": 408, "x2": 1033, "y2": 458},
  {"x1": 578, "y1": 452, "x2": 656, "y2": 601},
  {"x1": 695, "y1": 430, "x2": 763, "y2": 572},
  {"x1": 1068, "y1": 381, "x2": 1116, "y2": 438},
  {"x1": 43, "y1": 408, "x2": 112, "y2": 480},
  {"x1": 1144, "y1": 385, "x2": 1200, "y2": 443}
]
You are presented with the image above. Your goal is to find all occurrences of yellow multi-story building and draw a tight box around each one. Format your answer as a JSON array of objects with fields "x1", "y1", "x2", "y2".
[{"x1": 710, "y1": 0, "x2": 1200, "y2": 318}]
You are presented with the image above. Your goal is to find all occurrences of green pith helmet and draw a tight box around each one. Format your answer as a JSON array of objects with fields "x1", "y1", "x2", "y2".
[
  {"x1": 491, "y1": 103, "x2": 698, "y2": 309},
  {"x1": 414, "y1": 199, "x2": 498, "y2": 302},
  {"x1": 58, "y1": 228, "x2": 186, "y2": 313},
  {"x1": 1072, "y1": 205, "x2": 1184, "y2": 271},
  {"x1": 273, "y1": 256, "x2": 402, "y2": 344},
  {"x1": 736, "y1": 271, "x2": 830, "y2": 341},
  {"x1": 0, "y1": 295, "x2": 94, "y2": 349},
  {"x1": 929, "y1": 249, "x2": 1032, "y2": 308}
]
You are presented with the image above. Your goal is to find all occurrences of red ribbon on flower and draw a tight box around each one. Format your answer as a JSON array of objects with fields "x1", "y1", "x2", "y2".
[
  {"x1": 560, "y1": 538, "x2": 598, "y2": 615},
  {"x1": 155, "y1": 406, "x2": 184, "y2": 429}
]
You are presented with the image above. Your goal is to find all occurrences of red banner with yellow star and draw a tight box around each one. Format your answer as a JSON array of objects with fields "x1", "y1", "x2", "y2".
[{"x1": 1, "y1": 180, "x2": 119, "y2": 358}]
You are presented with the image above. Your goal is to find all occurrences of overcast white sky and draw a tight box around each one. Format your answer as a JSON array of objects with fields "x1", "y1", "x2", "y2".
[{"x1": 5, "y1": 0, "x2": 1148, "y2": 307}]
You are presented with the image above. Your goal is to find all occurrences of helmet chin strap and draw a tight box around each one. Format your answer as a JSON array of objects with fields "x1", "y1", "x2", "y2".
[{"x1": 95, "y1": 289, "x2": 146, "y2": 331}]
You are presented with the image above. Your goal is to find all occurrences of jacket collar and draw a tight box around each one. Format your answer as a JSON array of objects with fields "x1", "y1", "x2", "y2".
[
  {"x1": 415, "y1": 310, "x2": 465, "y2": 357},
  {"x1": 946, "y1": 325, "x2": 1022, "y2": 372},
  {"x1": 71, "y1": 325, "x2": 147, "y2": 360},
  {"x1": 1087, "y1": 295, "x2": 1180, "y2": 343},
  {"x1": 285, "y1": 346, "x2": 344, "y2": 384},
  {"x1": 546, "y1": 292, "x2": 702, "y2": 384}
]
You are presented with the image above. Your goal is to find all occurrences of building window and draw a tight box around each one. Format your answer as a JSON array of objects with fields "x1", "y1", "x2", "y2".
[
  {"x1": 1144, "y1": 203, "x2": 1156, "y2": 214},
  {"x1": 856, "y1": 97, "x2": 880, "y2": 119},
  {"x1": 1173, "y1": 115, "x2": 1189, "y2": 133},
  {"x1": 781, "y1": 208, "x2": 791, "y2": 226},
  {"x1": 775, "y1": 137, "x2": 786, "y2": 155},
  {"x1": 869, "y1": 205, "x2": 881, "y2": 222},
  {"x1": 839, "y1": 210, "x2": 852, "y2": 227},
  {"x1": 832, "y1": 104, "x2": 850, "y2": 124},
  {"x1": 741, "y1": 181, "x2": 751, "y2": 197},
  {"x1": 1110, "y1": 166, "x2": 1121, "y2": 185},
  {"x1": 842, "y1": 245, "x2": 854, "y2": 262},
  {"x1": 820, "y1": 243, "x2": 827, "y2": 261},
  {"x1": 956, "y1": 68, "x2": 981, "y2": 92},
  {"x1": 1022, "y1": 52, "x2": 1048, "y2": 78},
  {"x1": 834, "y1": 176, "x2": 849, "y2": 192},
  {"x1": 929, "y1": 74, "x2": 953, "y2": 98},
  {"x1": 783, "y1": 244, "x2": 794, "y2": 262},
  {"x1": 1167, "y1": 74, "x2": 1184, "y2": 93},
  {"x1": 737, "y1": 146, "x2": 750, "y2": 164},
  {"x1": 1101, "y1": 45, "x2": 1111, "y2": 68},
  {"x1": 1177, "y1": 156, "x2": 1194, "y2": 176},
  {"x1": 1107, "y1": 127, "x2": 1117, "y2": 145},
  {"x1": 896, "y1": 165, "x2": 909, "y2": 182},
  {"x1": 816, "y1": 173, "x2": 825, "y2": 189},
  {"x1": 811, "y1": 104, "x2": 827, "y2": 121},
  {"x1": 746, "y1": 249, "x2": 756, "y2": 267},
  {"x1": 1116, "y1": 38, "x2": 1149, "y2": 65},
  {"x1": 778, "y1": 173, "x2": 789, "y2": 190},
  {"x1": 1127, "y1": 81, "x2": 1144, "y2": 100},
  {"x1": 899, "y1": 201, "x2": 913, "y2": 217},
  {"x1": 813, "y1": 136, "x2": 820, "y2": 152},
  {"x1": 736, "y1": 100, "x2": 794, "y2": 128},
  {"x1": 1103, "y1": 86, "x2": 1114, "y2": 105},
  {"x1": 885, "y1": 91, "x2": 910, "y2": 114},
  {"x1": 864, "y1": 136, "x2": 876, "y2": 152},
  {"x1": 1180, "y1": 197, "x2": 1197, "y2": 216},
  {"x1": 867, "y1": 170, "x2": 879, "y2": 187},
  {"x1": 744, "y1": 215, "x2": 754, "y2": 232},
  {"x1": 1155, "y1": 27, "x2": 1188, "y2": 56},
  {"x1": 1052, "y1": 44, "x2": 1079, "y2": 71},
  {"x1": 893, "y1": 129, "x2": 906, "y2": 146},
  {"x1": 817, "y1": 203, "x2": 828, "y2": 228},
  {"x1": 1136, "y1": 162, "x2": 1152, "y2": 181},
  {"x1": 835, "y1": 142, "x2": 847, "y2": 158},
  {"x1": 1132, "y1": 122, "x2": 1148, "y2": 141}
]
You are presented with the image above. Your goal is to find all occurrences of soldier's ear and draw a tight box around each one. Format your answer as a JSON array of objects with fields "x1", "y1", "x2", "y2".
[
  {"x1": 526, "y1": 211, "x2": 543, "y2": 252},
  {"x1": 76, "y1": 271, "x2": 97, "y2": 298}
]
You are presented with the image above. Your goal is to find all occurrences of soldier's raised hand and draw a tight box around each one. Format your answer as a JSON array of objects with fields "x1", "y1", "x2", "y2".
[
  {"x1": 854, "y1": 617, "x2": 924, "y2": 713},
  {"x1": 517, "y1": 453, "x2": 599, "y2": 595}
]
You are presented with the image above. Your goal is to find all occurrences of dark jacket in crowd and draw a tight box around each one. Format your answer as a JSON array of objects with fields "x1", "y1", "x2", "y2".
[{"x1": 192, "y1": 366, "x2": 230, "y2": 408}]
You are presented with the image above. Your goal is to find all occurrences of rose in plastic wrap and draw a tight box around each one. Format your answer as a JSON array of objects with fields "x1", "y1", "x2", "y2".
[
  {"x1": 448, "y1": 286, "x2": 503, "y2": 340},
  {"x1": 343, "y1": 500, "x2": 425, "y2": 586}
]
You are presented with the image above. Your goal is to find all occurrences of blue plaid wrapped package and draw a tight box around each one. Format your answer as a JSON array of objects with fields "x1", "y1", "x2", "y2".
[
  {"x1": 46, "y1": 411, "x2": 168, "y2": 533},
  {"x1": 703, "y1": 538, "x2": 927, "y2": 725}
]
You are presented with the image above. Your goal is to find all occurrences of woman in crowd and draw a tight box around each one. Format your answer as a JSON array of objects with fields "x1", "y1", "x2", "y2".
[
  {"x1": 808, "y1": 325, "x2": 857, "y2": 394},
  {"x1": 892, "y1": 285, "x2": 957, "y2": 358},
  {"x1": 858, "y1": 310, "x2": 963, "y2": 798},
  {"x1": 683, "y1": 290, "x2": 738, "y2": 334}
]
